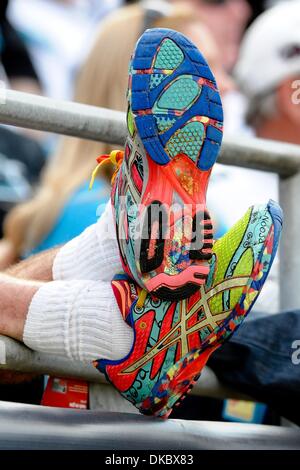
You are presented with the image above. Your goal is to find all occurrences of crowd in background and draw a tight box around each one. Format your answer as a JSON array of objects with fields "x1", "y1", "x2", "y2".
[{"x1": 0, "y1": 0, "x2": 299, "y2": 423}]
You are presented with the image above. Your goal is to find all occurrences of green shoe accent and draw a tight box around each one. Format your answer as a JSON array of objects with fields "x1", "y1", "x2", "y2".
[
  {"x1": 208, "y1": 205, "x2": 273, "y2": 314},
  {"x1": 154, "y1": 39, "x2": 184, "y2": 70},
  {"x1": 165, "y1": 121, "x2": 205, "y2": 162},
  {"x1": 209, "y1": 208, "x2": 251, "y2": 314},
  {"x1": 127, "y1": 108, "x2": 135, "y2": 137},
  {"x1": 156, "y1": 76, "x2": 201, "y2": 111},
  {"x1": 228, "y1": 248, "x2": 253, "y2": 307},
  {"x1": 222, "y1": 206, "x2": 272, "y2": 310}
]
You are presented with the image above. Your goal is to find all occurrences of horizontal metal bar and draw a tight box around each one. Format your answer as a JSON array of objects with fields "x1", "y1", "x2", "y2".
[
  {"x1": 1, "y1": 402, "x2": 299, "y2": 449},
  {"x1": 220, "y1": 136, "x2": 300, "y2": 177},
  {"x1": 0, "y1": 89, "x2": 127, "y2": 146},
  {"x1": 1, "y1": 90, "x2": 300, "y2": 177},
  {"x1": 0, "y1": 335, "x2": 249, "y2": 401}
]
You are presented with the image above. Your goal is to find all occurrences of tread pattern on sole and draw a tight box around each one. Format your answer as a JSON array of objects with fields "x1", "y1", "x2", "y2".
[{"x1": 130, "y1": 29, "x2": 223, "y2": 169}]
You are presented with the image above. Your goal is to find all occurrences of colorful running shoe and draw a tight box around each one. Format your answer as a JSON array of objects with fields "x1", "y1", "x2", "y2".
[
  {"x1": 94, "y1": 200, "x2": 283, "y2": 418},
  {"x1": 112, "y1": 28, "x2": 223, "y2": 301}
]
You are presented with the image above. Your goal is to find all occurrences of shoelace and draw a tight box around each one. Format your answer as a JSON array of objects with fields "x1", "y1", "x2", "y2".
[
  {"x1": 89, "y1": 150, "x2": 124, "y2": 190},
  {"x1": 136, "y1": 288, "x2": 147, "y2": 309}
]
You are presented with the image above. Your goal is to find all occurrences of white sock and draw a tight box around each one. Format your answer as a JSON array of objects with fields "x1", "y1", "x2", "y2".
[
  {"x1": 23, "y1": 280, "x2": 134, "y2": 363},
  {"x1": 53, "y1": 201, "x2": 122, "y2": 282}
]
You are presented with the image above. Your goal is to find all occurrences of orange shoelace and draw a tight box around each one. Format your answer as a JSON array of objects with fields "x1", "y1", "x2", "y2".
[{"x1": 89, "y1": 150, "x2": 124, "y2": 190}]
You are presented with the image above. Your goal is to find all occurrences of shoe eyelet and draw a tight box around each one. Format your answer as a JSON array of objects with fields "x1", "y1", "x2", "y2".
[
  {"x1": 135, "y1": 306, "x2": 144, "y2": 314},
  {"x1": 150, "y1": 298, "x2": 162, "y2": 308}
]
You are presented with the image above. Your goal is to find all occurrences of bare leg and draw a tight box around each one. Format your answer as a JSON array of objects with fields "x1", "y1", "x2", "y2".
[
  {"x1": 0, "y1": 273, "x2": 42, "y2": 341},
  {"x1": 0, "y1": 248, "x2": 58, "y2": 340},
  {"x1": 5, "y1": 247, "x2": 59, "y2": 281},
  {"x1": 0, "y1": 249, "x2": 57, "y2": 384}
]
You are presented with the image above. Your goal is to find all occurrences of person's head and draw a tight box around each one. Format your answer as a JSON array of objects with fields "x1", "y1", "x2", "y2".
[
  {"x1": 235, "y1": 0, "x2": 300, "y2": 144},
  {"x1": 3, "y1": 1, "x2": 232, "y2": 258},
  {"x1": 171, "y1": 0, "x2": 252, "y2": 70}
]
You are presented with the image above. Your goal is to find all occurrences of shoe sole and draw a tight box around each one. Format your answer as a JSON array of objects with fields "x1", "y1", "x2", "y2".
[
  {"x1": 139, "y1": 200, "x2": 283, "y2": 418},
  {"x1": 130, "y1": 29, "x2": 223, "y2": 298},
  {"x1": 131, "y1": 28, "x2": 223, "y2": 170}
]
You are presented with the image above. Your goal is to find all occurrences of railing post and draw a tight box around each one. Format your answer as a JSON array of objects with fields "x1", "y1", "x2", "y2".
[{"x1": 279, "y1": 171, "x2": 300, "y2": 311}]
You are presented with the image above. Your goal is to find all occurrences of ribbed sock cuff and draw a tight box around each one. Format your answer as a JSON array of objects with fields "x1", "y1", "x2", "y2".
[{"x1": 24, "y1": 280, "x2": 133, "y2": 363}]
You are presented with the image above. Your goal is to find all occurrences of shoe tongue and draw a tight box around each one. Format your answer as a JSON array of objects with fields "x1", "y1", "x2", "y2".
[{"x1": 111, "y1": 275, "x2": 141, "y2": 321}]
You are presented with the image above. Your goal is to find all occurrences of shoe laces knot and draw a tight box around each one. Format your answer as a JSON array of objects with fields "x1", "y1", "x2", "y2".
[{"x1": 89, "y1": 150, "x2": 124, "y2": 190}]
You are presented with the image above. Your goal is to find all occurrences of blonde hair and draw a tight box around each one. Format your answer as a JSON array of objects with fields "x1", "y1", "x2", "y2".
[{"x1": 4, "y1": 3, "x2": 196, "y2": 256}]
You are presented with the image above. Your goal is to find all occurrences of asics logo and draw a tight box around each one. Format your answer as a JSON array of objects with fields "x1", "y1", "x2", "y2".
[{"x1": 122, "y1": 276, "x2": 248, "y2": 374}]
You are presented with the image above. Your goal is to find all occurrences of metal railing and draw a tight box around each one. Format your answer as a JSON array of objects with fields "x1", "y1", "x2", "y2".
[
  {"x1": 1, "y1": 401, "x2": 299, "y2": 449},
  {"x1": 0, "y1": 89, "x2": 300, "y2": 397},
  {"x1": 0, "y1": 335, "x2": 249, "y2": 401}
]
